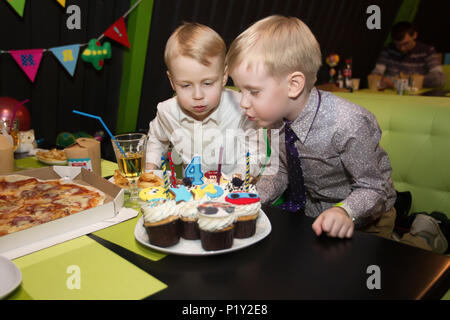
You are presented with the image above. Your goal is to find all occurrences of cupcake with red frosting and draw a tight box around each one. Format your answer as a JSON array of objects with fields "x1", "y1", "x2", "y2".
[{"x1": 225, "y1": 192, "x2": 261, "y2": 238}]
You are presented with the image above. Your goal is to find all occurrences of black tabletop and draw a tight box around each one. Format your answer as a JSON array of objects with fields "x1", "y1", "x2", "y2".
[{"x1": 89, "y1": 204, "x2": 450, "y2": 300}]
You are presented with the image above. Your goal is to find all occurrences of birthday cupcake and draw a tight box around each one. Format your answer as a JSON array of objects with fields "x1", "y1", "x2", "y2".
[
  {"x1": 178, "y1": 200, "x2": 201, "y2": 240},
  {"x1": 197, "y1": 201, "x2": 236, "y2": 251},
  {"x1": 142, "y1": 199, "x2": 180, "y2": 247},
  {"x1": 191, "y1": 183, "x2": 225, "y2": 202},
  {"x1": 225, "y1": 192, "x2": 261, "y2": 238},
  {"x1": 224, "y1": 177, "x2": 258, "y2": 194},
  {"x1": 204, "y1": 170, "x2": 228, "y2": 184},
  {"x1": 169, "y1": 185, "x2": 200, "y2": 240}
]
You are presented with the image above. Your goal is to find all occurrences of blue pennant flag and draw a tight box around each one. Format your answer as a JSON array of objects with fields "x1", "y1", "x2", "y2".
[{"x1": 50, "y1": 45, "x2": 80, "y2": 76}]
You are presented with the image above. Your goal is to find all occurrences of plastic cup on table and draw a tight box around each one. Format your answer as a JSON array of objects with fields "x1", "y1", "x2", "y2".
[{"x1": 351, "y1": 78, "x2": 360, "y2": 91}]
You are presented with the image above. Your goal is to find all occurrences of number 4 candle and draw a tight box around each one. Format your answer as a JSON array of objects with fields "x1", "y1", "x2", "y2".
[{"x1": 185, "y1": 156, "x2": 204, "y2": 185}]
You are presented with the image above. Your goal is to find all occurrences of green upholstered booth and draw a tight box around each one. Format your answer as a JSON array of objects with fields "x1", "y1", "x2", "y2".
[{"x1": 335, "y1": 92, "x2": 450, "y2": 219}]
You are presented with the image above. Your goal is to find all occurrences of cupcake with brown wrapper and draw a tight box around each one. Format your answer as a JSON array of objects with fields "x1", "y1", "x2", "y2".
[
  {"x1": 142, "y1": 199, "x2": 180, "y2": 247},
  {"x1": 197, "y1": 201, "x2": 236, "y2": 251},
  {"x1": 169, "y1": 185, "x2": 200, "y2": 240},
  {"x1": 178, "y1": 200, "x2": 201, "y2": 239},
  {"x1": 225, "y1": 192, "x2": 261, "y2": 238}
]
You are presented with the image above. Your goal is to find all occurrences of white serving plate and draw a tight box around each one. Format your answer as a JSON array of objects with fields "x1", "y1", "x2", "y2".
[
  {"x1": 134, "y1": 209, "x2": 271, "y2": 256},
  {"x1": 0, "y1": 255, "x2": 22, "y2": 299}
]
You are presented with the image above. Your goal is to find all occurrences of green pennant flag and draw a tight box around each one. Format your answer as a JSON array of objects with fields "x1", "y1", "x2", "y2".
[{"x1": 5, "y1": 0, "x2": 26, "y2": 17}]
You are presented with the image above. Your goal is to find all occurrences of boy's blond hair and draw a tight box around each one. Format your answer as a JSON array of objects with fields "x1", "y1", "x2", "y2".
[
  {"x1": 165, "y1": 22, "x2": 226, "y2": 71},
  {"x1": 227, "y1": 15, "x2": 322, "y2": 90}
]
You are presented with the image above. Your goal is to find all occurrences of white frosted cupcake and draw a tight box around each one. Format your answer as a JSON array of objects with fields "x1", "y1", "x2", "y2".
[
  {"x1": 168, "y1": 185, "x2": 201, "y2": 240},
  {"x1": 142, "y1": 200, "x2": 180, "y2": 247},
  {"x1": 197, "y1": 201, "x2": 236, "y2": 251},
  {"x1": 177, "y1": 200, "x2": 201, "y2": 240},
  {"x1": 225, "y1": 192, "x2": 261, "y2": 238}
]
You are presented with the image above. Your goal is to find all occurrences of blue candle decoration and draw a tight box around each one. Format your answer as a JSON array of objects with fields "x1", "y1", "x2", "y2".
[{"x1": 185, "y1": 156, "x2": 204, "y2": 185}]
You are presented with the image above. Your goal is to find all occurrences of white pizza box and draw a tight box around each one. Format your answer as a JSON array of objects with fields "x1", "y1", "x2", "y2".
[{"x1": 0, "y1": 166, "x2": 125, "y2": 256}]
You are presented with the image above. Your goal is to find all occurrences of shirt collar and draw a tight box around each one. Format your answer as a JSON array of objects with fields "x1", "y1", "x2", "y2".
[{"x1": 288, "y1": 87, "x2": 320, "y2": 144}]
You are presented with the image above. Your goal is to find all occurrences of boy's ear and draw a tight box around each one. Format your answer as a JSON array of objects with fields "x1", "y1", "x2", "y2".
[
  {"x1": 287, "y1": 71, "x2": 306, "y2": 99},
  {"x1": 167, "y1": 71, "x2": 175, "y2": 91}
]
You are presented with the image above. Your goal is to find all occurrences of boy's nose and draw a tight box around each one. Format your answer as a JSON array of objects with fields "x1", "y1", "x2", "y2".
[
  {"x1": 240, "y1": 96, "x2": 250, "y2": 110},
  {"x1": 193, "y1": 86, "x2": 204, "y2": 100}
]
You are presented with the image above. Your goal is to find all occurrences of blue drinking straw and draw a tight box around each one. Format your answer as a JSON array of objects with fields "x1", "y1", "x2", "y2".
[{"x1": 72, "y1": 109, "x2": 126, "y2": 156}]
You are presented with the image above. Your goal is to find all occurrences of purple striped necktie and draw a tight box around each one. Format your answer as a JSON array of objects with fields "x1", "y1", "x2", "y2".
[{"x1": 277, "y1": 120, "x2": 307, "y2": 212}]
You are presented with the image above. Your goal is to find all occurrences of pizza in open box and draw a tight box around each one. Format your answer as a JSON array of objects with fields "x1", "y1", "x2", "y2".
[{"x1": 0, "y1": 175, "x2": 106, "y2": 237}]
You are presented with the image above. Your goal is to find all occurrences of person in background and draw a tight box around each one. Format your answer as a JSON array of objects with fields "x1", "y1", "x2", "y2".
[{"x1": 371, "y1": 21, "x2": 446, "y2": 89}]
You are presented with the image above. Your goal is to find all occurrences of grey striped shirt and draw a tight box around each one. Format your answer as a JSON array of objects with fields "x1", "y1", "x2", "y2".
[
  {"x1": 256, "y1": 88, "x2": 396, "y2": 228},
  {"x1": 372, "y1": 41, "x2": 445, "y2": 88}
]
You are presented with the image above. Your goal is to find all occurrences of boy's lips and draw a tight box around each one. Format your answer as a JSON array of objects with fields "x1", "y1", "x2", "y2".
[
  {"x1": 246, "y1": 114, "x2": 256, "y2": 121},
  {"x1": 193, "y1": 105, "x2": 207, "y2": 112}
]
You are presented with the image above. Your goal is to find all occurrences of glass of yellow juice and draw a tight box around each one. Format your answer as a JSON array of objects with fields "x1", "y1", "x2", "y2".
[{"x1": 112, "y1": 133, "x2": 147, "y2": 202}]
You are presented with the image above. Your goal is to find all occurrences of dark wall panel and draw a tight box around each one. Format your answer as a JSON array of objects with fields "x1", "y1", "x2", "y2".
[
  {"x1": 0, "y1": 0, "x2": 129, "y2": 158},
  {"x1": 137, "y1": 0, "x2": 402, "y2": 131},
  {"x1": 414, "y1": 1, "x2": 450, "y2": 54}
]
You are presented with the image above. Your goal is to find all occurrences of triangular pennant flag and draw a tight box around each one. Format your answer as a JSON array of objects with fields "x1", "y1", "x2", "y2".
[
  {"x1": 10, "y1": 49, "x2": 44, "y2": 83},
  {"x1": 56, "y1": 0, "x2": 66, "y2": 7},
  {"x1": 49, "y1": 45, "x2": 80, "y2": 76},
  {"x1": 104, "y1": 17, "x2": 130, "y2": 48},
  {"x1": 5, "y1": 0, "x2": 26, "y2": 17}
]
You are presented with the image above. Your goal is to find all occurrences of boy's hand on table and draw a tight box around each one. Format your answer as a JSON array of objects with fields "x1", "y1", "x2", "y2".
[{"x1": 312, "y1": 207, "x2": 354, "y2": 239}]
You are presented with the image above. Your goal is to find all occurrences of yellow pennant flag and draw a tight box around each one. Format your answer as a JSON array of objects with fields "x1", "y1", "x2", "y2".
[{"x1": 56, "y1": 0, "x2": 66, "y2": 7}]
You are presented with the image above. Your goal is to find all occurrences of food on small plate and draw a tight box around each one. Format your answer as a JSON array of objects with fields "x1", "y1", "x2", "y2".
[
  {"x1": 36, "y1": 148, "x2": 66, "y2": 162},
  {"x1": 113, "y1": 170, "x2": 130, "y2": 188},
  {"x1": 112, "y1": 170, "x2": 164, "y2": 189},
  {"x1": 137, "y1": 172, "x2": 163, "y2": 188}
]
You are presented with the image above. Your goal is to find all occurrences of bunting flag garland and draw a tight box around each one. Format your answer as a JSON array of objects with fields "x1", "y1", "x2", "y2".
[
  {"x1": 5, "y1": 0, "x2": 26, "y2": 17},
  {"x1": 104, "y1": 17, "x2": 130, "y2": 49},
  {"x1": 1, "y1": 0, "x2": 142, "y2": 82},
  {"x1": 10, "y1": 49, "x2": 44, "y2": 83},
  {"x1": 49, "y1": 44, "x2": 80, "y2": 76}
]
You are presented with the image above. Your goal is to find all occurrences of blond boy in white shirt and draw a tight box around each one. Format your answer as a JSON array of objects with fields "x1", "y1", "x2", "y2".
[{"x1": 146, "y1": 22, "x2": 262, "y2": 176}]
